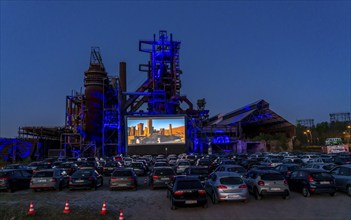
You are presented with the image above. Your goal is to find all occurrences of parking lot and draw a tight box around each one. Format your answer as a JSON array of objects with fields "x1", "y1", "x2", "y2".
[{"x1": 1, "y1": 175, "x2": 350, "y2": 220}]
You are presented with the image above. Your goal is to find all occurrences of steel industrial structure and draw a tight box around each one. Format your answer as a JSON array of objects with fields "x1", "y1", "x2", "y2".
[{"x1": 7, "y1": 31, "x2": 296, "y2": 160}]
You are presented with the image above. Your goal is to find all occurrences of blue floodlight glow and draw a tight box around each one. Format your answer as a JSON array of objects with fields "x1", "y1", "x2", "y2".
[
  {"x1": 244, "y1": 105, "x2": 251, "y2": 111},
  {"x1": 71, "y1": 150, "x2": 81, "y2": 158},
  {"x1": 0, "y1": 138, "x2": 32, "y2": 161}
]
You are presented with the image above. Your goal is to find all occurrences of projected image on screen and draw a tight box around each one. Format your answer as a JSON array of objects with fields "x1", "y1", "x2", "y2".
[{"x1": 127, "y1": 116, "x2": 185, "y2": 146}]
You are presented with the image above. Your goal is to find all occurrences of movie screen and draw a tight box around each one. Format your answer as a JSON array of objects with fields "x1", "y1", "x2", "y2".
[{"x1": 126, "y1": 116, "x2": 186, "y2": 146}]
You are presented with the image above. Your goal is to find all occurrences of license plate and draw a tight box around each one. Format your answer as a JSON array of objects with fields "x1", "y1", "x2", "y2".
[
  {"x1": 161, "y1": 178, "x2": 169, "y2": 181},
  {"x1": 320, "y1": 181, "x2": 329, "y2": 184},
  {"x1": 75, "y1": 180, "x2": 84, "y2": 183},
  {"x1": 228, "y1": 195, "x2": 239, "y2": 198},
  {"x1": 118, "y1": 184, "x2": 127, "y2": 186},
  {"x1": 38, "y1": 179, "x2": 46, "y2": 183},
  {"x1": 185, "y1": 200, "x2": 197, "y2": 204},
  {"x1": 270, "y1": 188, "x2": 281, "y2": 191}
]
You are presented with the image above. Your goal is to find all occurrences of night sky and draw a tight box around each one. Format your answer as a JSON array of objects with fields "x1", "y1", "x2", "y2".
[{"x1": 1, "y1": 1, "x2": 350, "y2": 138}]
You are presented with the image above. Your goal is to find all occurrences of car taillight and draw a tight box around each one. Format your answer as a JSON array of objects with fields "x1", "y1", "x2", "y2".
[
  {"x1": 268, "y1": 163, "x2": 273, "y2": 167},
  {"x1": 127, "y1": 177, "x2": 134, "y2": 180},
  {"x1": 0, "y1": 177, "x2": 10, "y2": 181},
  {"x1": 89, "y1": 177, "x2": 94, "y2": 181},
  {"x1": 284, "y1": 180, "x2": 288, "y2": 185},
  {"x1": 308, "y1": 175, "x2": 314, "y2": 182},
  {"x1": 198, "y1": 190, "x2": 206, "y2": 195},
  {"x1": 152, "y1": 175, "x2": 159, "y2": 179},
  {"x1": 174, "y1": 190, "x2": 184, "y2": 195},
  {"x1": 111, "y1": 177, "x2": 117, "y2": 180},
  {"x1": 239, "y1": 184, "x2": 247, "y2": 189},
  {"x1": 216, "y1": 185, "x2": 228, "y2": 189},
  {"x1": 258, "y1": 181, "x2": 265, "y2": 186},
  {"x1": 50, "y1": 178, "x2": 57, "y2": 183}
]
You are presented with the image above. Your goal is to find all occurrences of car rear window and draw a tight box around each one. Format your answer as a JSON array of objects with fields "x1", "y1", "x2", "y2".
[
  {"x1": 311, "y1": 172, "x2": 333, "y2": 179},
  {"x1": 33, "y1": 171, "x2": 53, "y2": 177},
  {"x1": 261, "y1": 173, "x2": 284, "y2": 180},
  {"x1": 155, "y1": 169, "x2": 174, "y2": 175},
  {"x1": 177, "y1": 180, "x2": 203, "y2": 190},
  {"x1": 112, "y1": 170, "x2": 133, "y2": 177},
  {"x1": 220, "y1": 177, "x2": 243, "y2": 185}
]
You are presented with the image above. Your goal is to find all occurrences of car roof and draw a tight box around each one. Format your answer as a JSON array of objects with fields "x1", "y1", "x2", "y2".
[
  {"x1": 153, "y1": 166, "x2": 173, "y2": 170},
  {"x1": 251, "y1": 169, "x2": 281, "y2": 174},
  {"x1": 298, "y1": 168, "x2": 330, "y2": 173}
]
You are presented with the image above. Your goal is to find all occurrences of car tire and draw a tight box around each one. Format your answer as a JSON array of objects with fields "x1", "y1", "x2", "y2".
[
  {"x1": 346, "y1": 185, "x2": 351, "y2": 197},
  {"x1": 33, "y1": 189, "x2": 38, "y2": 192},
  {"x1": 202, "y1": 201, "x2": 208, "y2": 208},
  {"x1": 302, "y1": 187, "x2": 310, "y2": 197},
  {"x1": 283, "y1": 195, "x2": 289, "y2": 200},
  {"x1": 211, "y1": 191, "x2": 219, "y2": 204},
  {"x1": 254, "y1": 188, "x2": 262, "y2": 200},
  {"x1": 242, "y1": 199, "x2": 248, "y2": 203},
  {"x1": 330, "y1": 191, "x2": 336, "y2": 197}
]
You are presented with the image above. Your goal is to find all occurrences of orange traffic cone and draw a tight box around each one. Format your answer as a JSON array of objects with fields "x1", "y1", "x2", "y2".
[
  {"x1": 27, "y1": 201, "x2": 35, "y2": 215},
  {"x1": 119, "y1": 209, "x2": 124, "y2": 220},
  {"x1": 63, "y1": 200, "x2": 71, "y2": 214},
  {"x1": 100, "y1": 201, "x2": 107, "y2": 215}
]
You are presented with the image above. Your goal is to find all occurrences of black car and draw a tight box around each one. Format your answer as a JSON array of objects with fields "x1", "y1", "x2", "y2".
[
  {"x1": 0, "y1": 169, "x2": 33, "y2": 192},
  {"x1": 55, "y1": 162, "x2": 78, "y2": 175},
  {"x1": 167, "y1": 176, "x2": 208, "y2": 210},
  {"x1": 289, "y1": 168, "x2": 336, "y2": 197},
  {"x1": 149, "y1": 167, "x2": 175, "y2": 189},
  {"x1": 69, "y1": 169, "x2": 103, "y2": 190},
  {"x1": 110, "y1": 168, "x2": 138, "y2": 191}
]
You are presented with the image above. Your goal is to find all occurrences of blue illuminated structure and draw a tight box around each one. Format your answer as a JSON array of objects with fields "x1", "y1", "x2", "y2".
[{"x1": 0, "y1": 138, "x2": 32, "y2": 161}]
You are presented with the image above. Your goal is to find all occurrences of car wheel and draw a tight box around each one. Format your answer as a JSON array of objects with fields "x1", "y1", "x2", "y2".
[
  {"x1": 254, "y1": 188, "x2": 262, "y2": 200},
  {"x1": 330, "y1": 191, "x2": 336, "y2": 197},
  {"x1": 347, "y1": 185, "x2": 351, "y2": 197},
  {"x1": 32, "y1": 189, "x2": 38, "y2": 192},
  {"x1": 242, "y1": 199, "x2": 248, "y2": 203},
  {"x1": 302, "y1": 187, "x2": 310, "y2": 197},
  {"x1": 283, "y1": 195, "x2": 289, "y2": 200},
  {"x1": 211, "y1": 191, "x2": 219, "y2": 204}
]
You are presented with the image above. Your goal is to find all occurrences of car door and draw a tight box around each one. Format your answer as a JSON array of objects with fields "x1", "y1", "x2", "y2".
[{"x1": 331, "y1": 167, "x2": 350, "y2": 191}]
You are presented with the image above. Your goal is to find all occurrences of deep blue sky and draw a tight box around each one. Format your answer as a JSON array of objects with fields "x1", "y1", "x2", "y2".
[{"x1": 1, "y1": 1, "x2": 350, "y2": 138}]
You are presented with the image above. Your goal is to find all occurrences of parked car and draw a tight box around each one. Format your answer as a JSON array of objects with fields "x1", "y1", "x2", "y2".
[
  {"x1": 167, "y1": 176, "x2": 208, "y2": 210},
  {"x1": 30, "y1": 169, "x2": 69, "y2": 191},
  {"x1": 275, "y1": 164, "x2": 301, "y2": 179},
  {"x1": 214, "y1": 165, "x2": 247, "y2": 177},
  {"x1": 175, "y1": 160, "x2": 191, "y2": 174},
  {"x1": 303, "y1": 163, "x2": 336, "y2": 171},
  {"x1": 149, "y1": 167, "x2": 175, "y2": 189},
  {"x1": 288, "y1": 168, "x2": 336, "y2": 197},
  {"x1": 244, "y1": 170, "x2": 290, "y2": 200},
  {"x1": 69, "y1": 169, "x2": 103, "y2": 190},
  {"x1": 4, "y1": 164, "x2": 34, "y2": 174},
  {"x1": 54, "y1": 162, "x2": 78, "y2": 175},
  {"x1": 101, "y1": 162, "x2": 120, "y2": 176},
  {"x1": 130, "y1": 162, "x2": 147, "y2": 176},
  {"x1": 0, "y1": 169, "x2": 32, "y2": 192},
  {"x1": 110, "y1": 168, "x2": 138, "y2": 191},
  {"x1": 205, "y1": 172, "x2": 249, "y2": 204},
  {"x1": 183, "y1": 166, "x2": 209, "y2": 184},
  {"x1": 330, "y1": 164, "x2": 351, "y2": 196}
]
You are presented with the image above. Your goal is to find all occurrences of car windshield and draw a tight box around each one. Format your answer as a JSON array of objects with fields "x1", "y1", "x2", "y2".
[
  {"x1": 176, "y1": 180, "x2": 203, "y2": 190},
  {"x1": 112, "y1": 170, "x2": 133, "y2": 177},
  {"x1": 220, "y1": 176, "x2": 243, "y2": 185},
  {"x1": 73, "y1": 170, "x2": 93, "y2": 177},
  {"x1": 190, "y1": 168, "x2": 208, "y2": 175},
  {"x1": 155, "y1": 169, "x2": 174, "y2": 175},
  {"x1": 261, "y1": 173, "x2": 284, "y2": 180},
  {"x1": 33, "y1": 171, "x2": 53, "y2": 178}
]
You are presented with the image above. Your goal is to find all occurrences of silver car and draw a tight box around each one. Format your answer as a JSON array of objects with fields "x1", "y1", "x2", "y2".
[
  {"x1": 175, "y1": 160, "x2": 191, "y2": 174},
  {"x1": 205, "y1": 172, "x2": 249, "y2": 204},
  {"x1": 30, "y1": 169, "x2": 68, "y2": 191}
]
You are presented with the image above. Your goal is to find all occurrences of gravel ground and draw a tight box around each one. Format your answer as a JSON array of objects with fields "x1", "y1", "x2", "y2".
[{"x1": 1, "y1": 176, "x2": 351, "y2": 220}]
